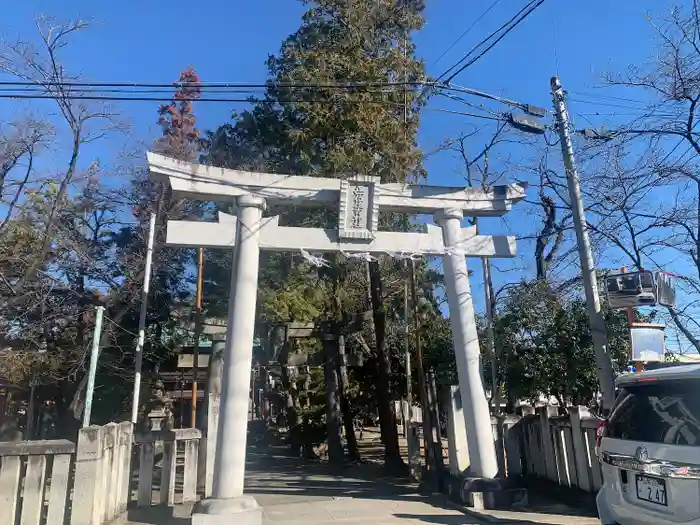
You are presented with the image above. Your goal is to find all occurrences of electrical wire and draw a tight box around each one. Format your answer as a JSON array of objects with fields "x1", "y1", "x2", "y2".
[
  {"x1": 0, "y1": 91, "x2": 514, "y2": 125},
  {"x1": 0, "y1": 87, "x2": 535, "y2": 126},
  {"x1": 656, "y1": 135, "x2": 695, "y2": 168},
  {"x1": 577, "y1": 112, "x2": 682, "y2": 118},
  {"x1": 567, "y1": 97, "x2": 656, "y2": 112},
  {"x1": 0, "y1": 80, "x2": 430, "y2": 106},
  {"x1": 0, "y1": 93, "x2": 420, "y2": 105},
  {"x1": 445, "y1": 0, "x2": 546, "y2": 83},
  {"x1": 428, "y1": 107, "x2": 506, "y2": 121},
  {"x1": 0, "y1": 78, "x2": 544, "y2": 118},
  {"x1": 0, "y1": 79, "x2": 432, "y2": 90},
  {"x1": 437, "y1": 91, "x2": 504, "y2": 117},
  {"x1": 443, "y1": 82, "x2": 544, "y2": 112},
  {"x1": 432, "y1": 0, "x2": 503, "y2": 65},
  {"x1": 104, "y1": 315, "x2": 139, "y2": 338},
  {"x1": 438, "y1": 0, "x2": 546, "y2": 83},
  {"x1": 567, "y1": 90, "x2": 650, "y2": 107},
  {"x1": 437, "y1": 0, "x2": 540, "y2": 81}
]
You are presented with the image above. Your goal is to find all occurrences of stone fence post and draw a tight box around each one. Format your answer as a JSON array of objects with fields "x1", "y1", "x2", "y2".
[
  {"x1": 70, "y1": 426, "x2": 104, "y2": 525},
  {"x1": 443, "y1": 386, "x2": 469, "y2": 476},
  {"x1": 205, "y1": 393, "x2": 220, "y2": 498},
  {"x1": 569, "y1": 406, "x2": 592, "y2": 491},
  {"x1": 70, "y1": 422, "x2": 133, "y2": 525}
]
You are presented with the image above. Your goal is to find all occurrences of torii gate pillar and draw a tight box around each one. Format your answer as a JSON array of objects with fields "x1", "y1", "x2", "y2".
[
  {"x1": 192, "y1": 195, "x2": 265, "y2": 523},
  {"x1": 436, "y1": 208, "x2": 498, "y2": 479}
]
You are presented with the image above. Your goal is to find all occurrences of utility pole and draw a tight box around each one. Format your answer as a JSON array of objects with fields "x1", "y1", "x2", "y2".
[
  {"x1": 191, "y1": 247, "x2": 204, "y2": 428},
  {"x1": 84, "y1": 305, "x2": 105, "y2": 427},
  {"x1": 482, "y1": 258, "x2": 507, "y2": 476},
  {"x1": 482, "y1": 258, "x2": 498, "y2": 413},
  {"x1": 551, "y1": 76, "x2": 616, "y2": 413},
  {"x1": 131, "y1": 212, "x2": 157, "y2": 423}
]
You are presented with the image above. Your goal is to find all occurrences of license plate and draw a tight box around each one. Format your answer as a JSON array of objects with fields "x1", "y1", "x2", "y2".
[{"x1": 636, "y1": 474, "x2": 667, "y2": 506}]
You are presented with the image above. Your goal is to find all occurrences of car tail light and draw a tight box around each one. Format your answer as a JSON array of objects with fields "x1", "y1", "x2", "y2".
[{"x1": 595, "y1": 419, "x2": 609, "y2": 458}]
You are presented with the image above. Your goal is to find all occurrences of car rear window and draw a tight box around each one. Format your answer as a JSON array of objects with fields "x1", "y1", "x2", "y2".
[{"x1": 607, "y1": 380, "x2": 700, "y2": 445}]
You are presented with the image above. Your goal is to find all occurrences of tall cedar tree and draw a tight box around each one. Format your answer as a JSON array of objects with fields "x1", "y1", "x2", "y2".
[{"x1": 204, "y1": 1, "x2": 426, "y2": 470}]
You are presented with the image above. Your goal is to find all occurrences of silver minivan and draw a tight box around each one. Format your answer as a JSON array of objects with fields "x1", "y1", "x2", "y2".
[{"x1": 596, "y1": 365, "x2": 700, "y2": 525}]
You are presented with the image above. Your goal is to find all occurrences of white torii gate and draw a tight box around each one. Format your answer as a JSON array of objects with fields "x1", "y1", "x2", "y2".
[{"x1": 147, "y1": 152, "x2": 526, "y2": 524}]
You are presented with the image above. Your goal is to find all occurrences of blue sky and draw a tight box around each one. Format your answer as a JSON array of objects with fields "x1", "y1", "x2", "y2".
[
  {"x1": 2, "y1": 0, "x2": 690, "y2": 348},
  {"x1": 2, "y1": 0, "x2": 665, "y2": 157}
]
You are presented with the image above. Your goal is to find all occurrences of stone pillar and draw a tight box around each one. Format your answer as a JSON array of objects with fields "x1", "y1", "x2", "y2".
[
  {"x1": 201, "y1": 338, "x2": 225, "y2": 428},
  {"x1": 192, "y1": 195, "x2": 264, "y2": 525},
  {"x1": 436, "y1": 208, "x2": 498, "y2": 480},
  {"x1": 199, "y1": 338, "x2": 224, "y2": 495},
  {"x1": 444, "y1": 386, "x2": 469, "y2": 476}
]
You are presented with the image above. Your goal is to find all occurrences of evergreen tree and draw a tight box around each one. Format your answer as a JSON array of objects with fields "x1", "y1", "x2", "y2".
[{"x1": 203, "y1": 0, "x2": 427, "y2": 470}]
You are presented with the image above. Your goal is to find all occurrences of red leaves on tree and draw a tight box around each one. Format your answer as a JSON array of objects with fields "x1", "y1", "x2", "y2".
[{"x1": 154, "y1": 66, "x2": 202, "y2": 162}]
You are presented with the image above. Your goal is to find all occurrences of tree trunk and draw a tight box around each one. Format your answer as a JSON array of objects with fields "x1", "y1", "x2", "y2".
[
  {"x1": 289, "y1": 378, "x2": 304, "y2": 451},
  {"x1": 426, "y1": 369, "x2": 445, "y2": 473},
  {"x1": 409, "y1": 260, "x2": 441, "y2": 478},
  {"x1": 367, "y1": 260, "x2": 403, "y2": 472},
  {"x1": 323, "y1": 338, "x2": 344, "y2": 463},
  {"x1": 336, "y1": 334, "x2": 360, "y2": 461},
  {"x1": 263, "y1": 325, "x2": 286, "y2": 425},
  {"x1": 280, "y1": 341, "x2": 304, "y2": 457},
  {"x1": 26, "y1": 383, "x2": 36, "y2": 440}
]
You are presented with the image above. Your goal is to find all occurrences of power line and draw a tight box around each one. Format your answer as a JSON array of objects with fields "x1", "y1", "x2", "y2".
[
  {"x1": 656, "y1": 123, "x2": 699, "y2": 167},
  {"x1": 437, "y1": 0, "x2": 540, "y2": 81},
  {"x1": 0, "y1": 86, "x2": 267, "y2": 95},
  {"x1": 0, "y1": 93, "x2": 422, "y2": 105},
  {"x1": 567, "y1": 90, "x2": 649, "y2": 107},
  {"x1": 2, "y1": 84, "x2": 449, "y2": 101},
  {"x1": 444, "y1": 0, "x2": 546, "y2": 83},
  {"x1": 432, "y1": 0, "x2": 503, "y2": 65},
  {"x1": 0, "y1": 79, "x2": 431, "y2": 90},
  {"x1": 428, "y1": 107, "x2": 506, "y2": 121},
  {"x1": 0, "y1": 77, "x2": 544, "y2": 110},
  {"x1": 0, "y1": 80, "x2": 543, "y2": 114},
  {"x1": 1, "y1": 78, "x2": 552, "y2": 131},
  {"x1": 437, "y1": 0, "x2": 546, "y2": 83},
  {"x1": 568, "y1": 97, "x2": 656, "y2": 111},
  {"x1": 444, "y1": 82, "x2": 547, "y2": 113},
  {"x1": 0, "y1": 89, "x2": 511, "y2": 124},
  {"x1": 437, "y1": 91, "x2": 504, "y2": 118}
]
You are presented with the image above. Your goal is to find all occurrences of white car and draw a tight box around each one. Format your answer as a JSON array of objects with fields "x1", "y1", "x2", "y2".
[{"x1": 596, "y1": 364, "x2": 700, "y2": 525}]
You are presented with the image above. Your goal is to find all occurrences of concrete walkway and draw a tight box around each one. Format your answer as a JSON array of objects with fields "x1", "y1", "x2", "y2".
[
  {"x1": 243, "y1": 445, "x2": 599, "y2": 525},
  {"x1": 245, "y1": 447, "x2": 469, "y2": 524},
  {"x1": 125, "y1": 427, "x2": 600, "y2": 525}
]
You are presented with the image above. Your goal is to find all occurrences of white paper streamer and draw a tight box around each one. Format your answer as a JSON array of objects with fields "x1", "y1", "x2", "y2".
[
  {"x1": 300, "y1": 248, "x2": 330, "y2": 267},
  {"x1": 341, "y1": 250, "x2": 378, "y2": 262},
  {"x1": 300, "y1": 247, "x2": 466, "y2": 267},
  {"x1": 385, "y1": 251, "x2": 423, "y2": 261}
]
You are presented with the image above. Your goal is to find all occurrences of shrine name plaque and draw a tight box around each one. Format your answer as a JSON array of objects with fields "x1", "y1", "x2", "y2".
[{"x1": 338, "y1": 175, "x2": 380, "y2": 240}]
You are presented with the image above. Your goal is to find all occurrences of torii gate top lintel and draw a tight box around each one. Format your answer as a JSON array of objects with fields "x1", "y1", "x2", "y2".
[
  {"x1": 147, "y1": 152, "x2": 526, "y2": 217},
  {"x1": 148, "y1": 152, "x2": 524, "y2": 258}
]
